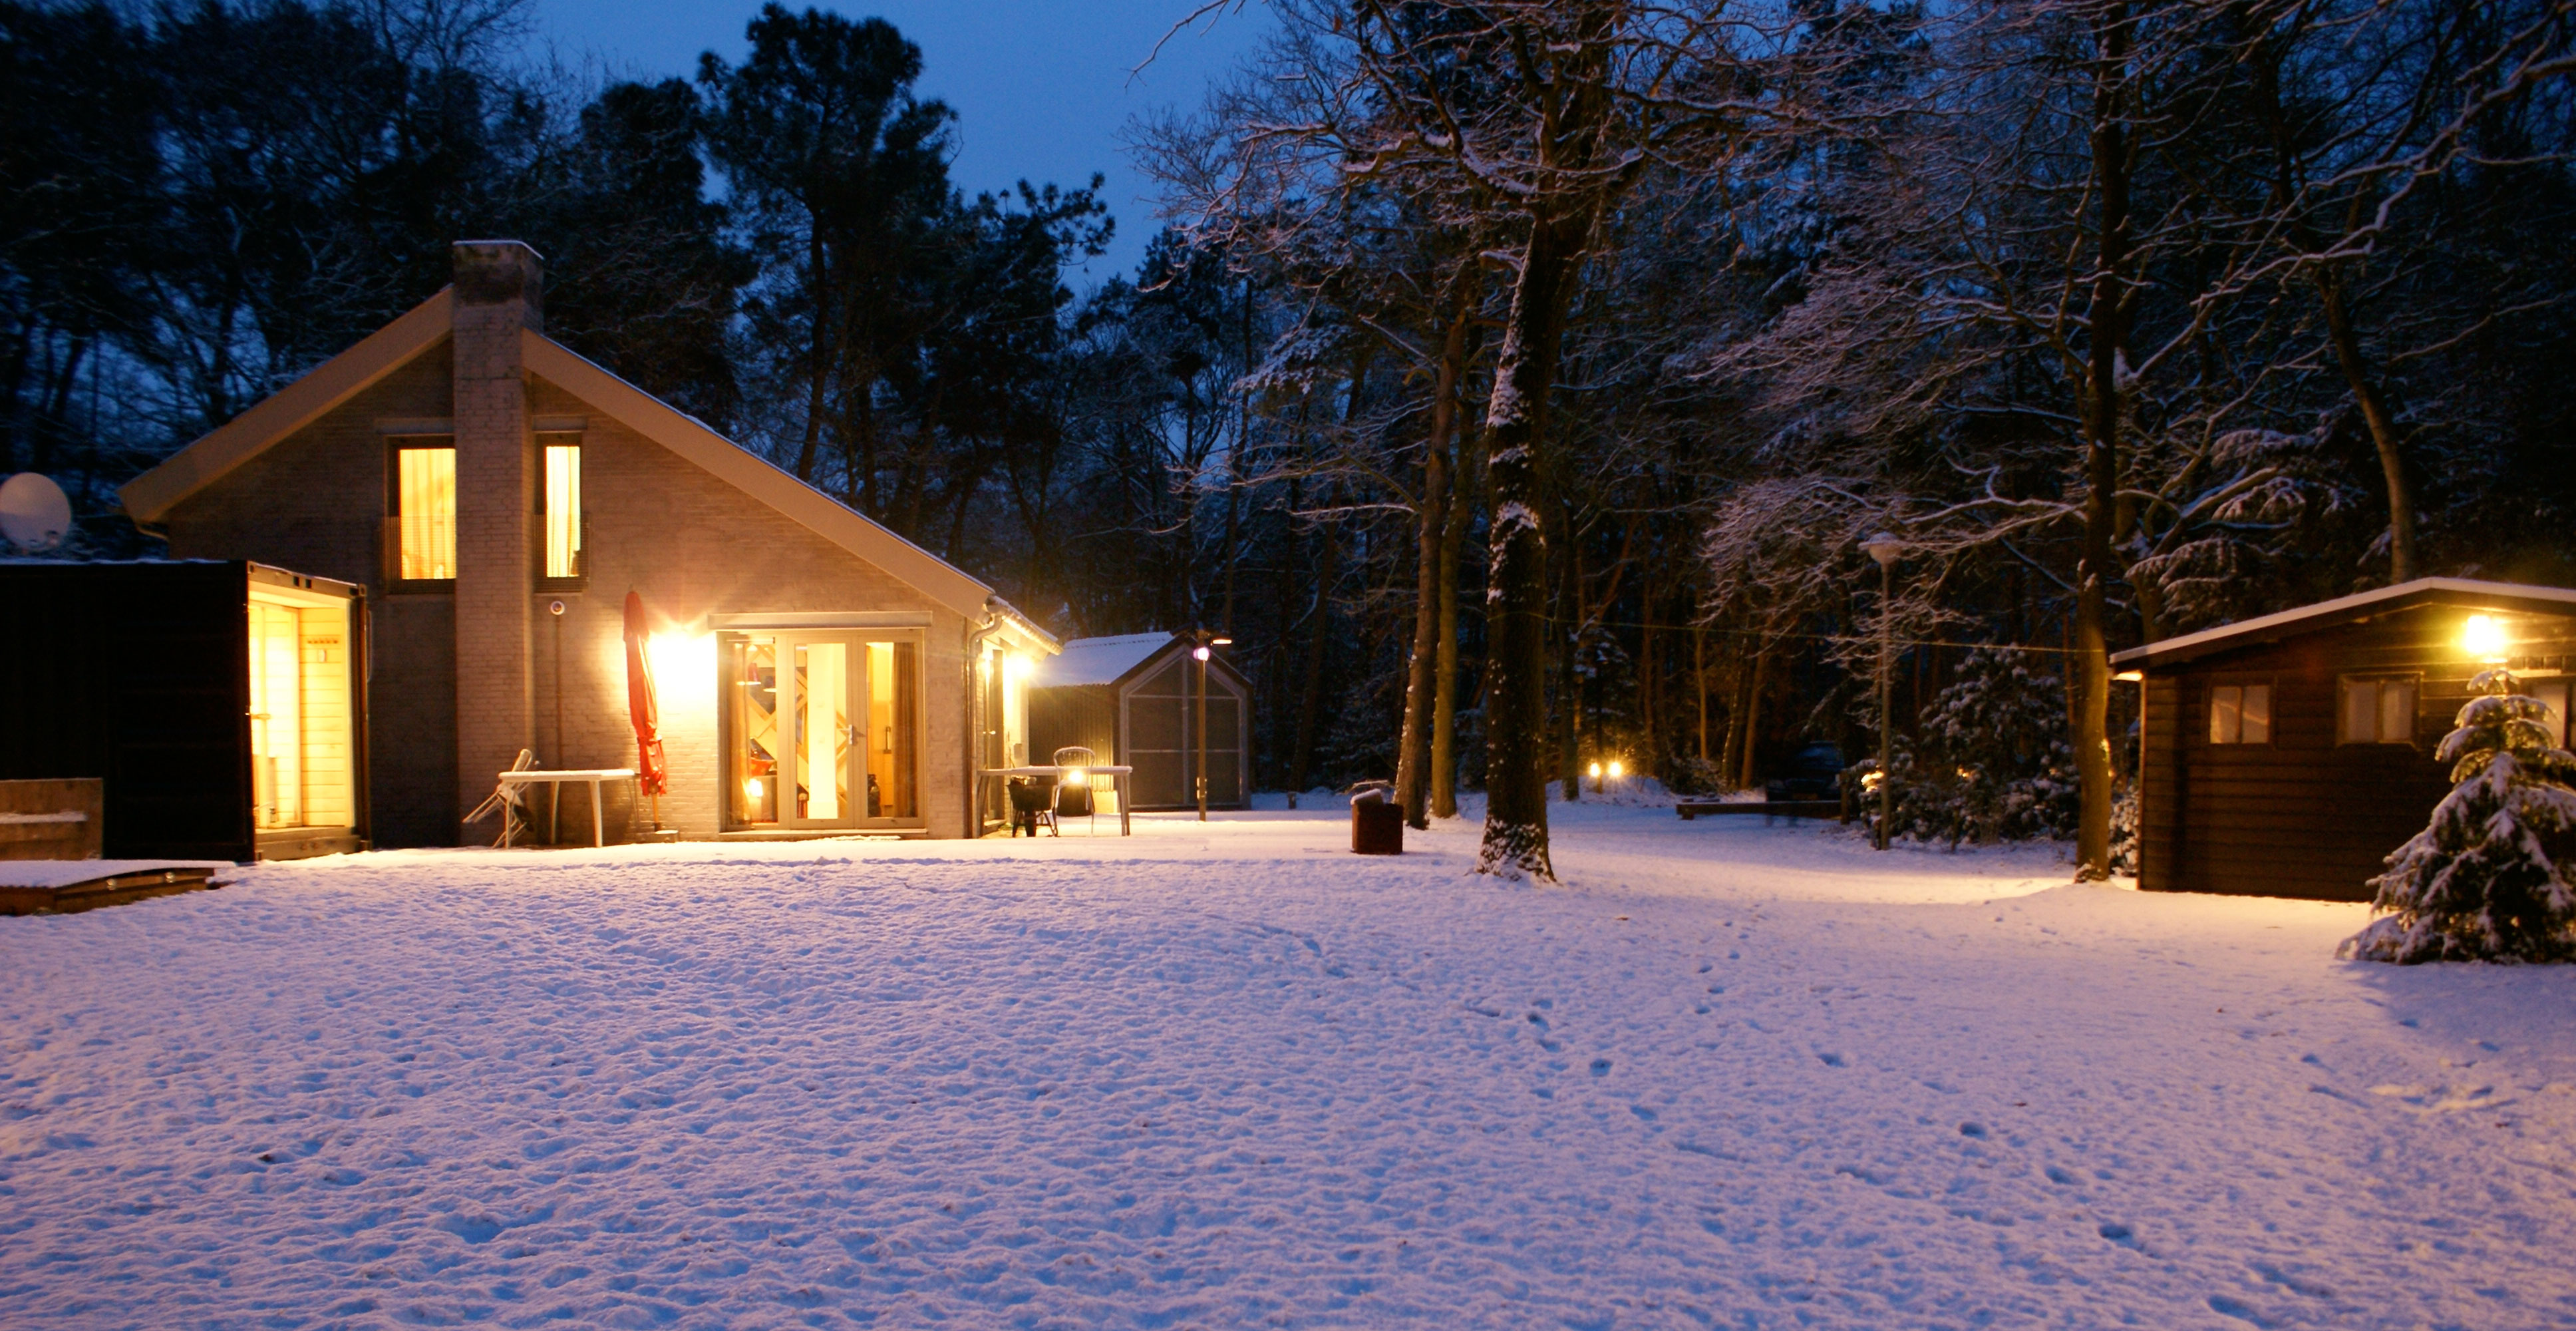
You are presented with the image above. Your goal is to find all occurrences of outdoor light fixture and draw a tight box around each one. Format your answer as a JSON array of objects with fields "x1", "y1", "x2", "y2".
[
  {"x1": 1607, "y1": 760, "x2": 1624, "y2": 781},
  {"x1": 1588, "y1": 761, "x2": 1602, "y2": 779},
  {"x1": 1194, "y1": 645, "x2": 1211, "y2": 662},
  {"x1": 1862, "y1": 532, "x2": 1903, "y2": 851},
  {"x1": 2464, "y1": 614, "x2": 2509, "y2": 661},
  {"x1": 1211, "y1": 637, "x2": 1232, "y2": 646},
  {"x1": 1005, "y1": 654, "x2": 1033, "y2": 679}
]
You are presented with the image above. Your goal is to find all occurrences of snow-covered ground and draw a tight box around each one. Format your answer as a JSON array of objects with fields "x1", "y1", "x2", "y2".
[{"x1": 6, "y1": 804, "x2": 2575, "y2": 1329}]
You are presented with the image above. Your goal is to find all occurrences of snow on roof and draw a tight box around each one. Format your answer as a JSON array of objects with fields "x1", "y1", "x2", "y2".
[
  {"x1": 2111, "y1": 577, "x2": 2576, "y2": 669},
  {"x1": 1034, "y1": 632, "x2": 1178, "y2": 687}
]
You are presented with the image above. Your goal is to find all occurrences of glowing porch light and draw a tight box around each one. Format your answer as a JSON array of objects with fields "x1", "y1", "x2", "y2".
[
  {"x1": 1587, "y1": 761, "x2": 1602, "y2": 779},
  {"x1": 1005, "y1": 653, "x2": 1033, "y2": 680},
  {"x1": 2464, "y1": 614, "x2": 2508, "y2": 660},
  {"x1": 1607, "y1": 760, "x2": 1624, "y2": 781},
  {"x1": 1194, "y1": 645, "x2": 1211, "y2": 662}
]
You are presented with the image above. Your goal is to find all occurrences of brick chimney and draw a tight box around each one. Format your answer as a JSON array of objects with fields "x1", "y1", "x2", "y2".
[{"x1": 450, "y1": 240, "x2": 544, "y2": 821}]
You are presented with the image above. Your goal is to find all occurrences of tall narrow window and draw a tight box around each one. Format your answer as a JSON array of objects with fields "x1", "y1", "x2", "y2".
[
  {"x1": 541, "y1": 436, "x2": 582, "y2": 580},
  {"x1": 395, "y1": 444, "x2": 456, "y2": 580},
  {"x1": 2338, "y1": 675, "x2": 2418, "y2": 745},
  {"x1": 2209, "y1": 683, "x2": 2272, "y2": 745}
]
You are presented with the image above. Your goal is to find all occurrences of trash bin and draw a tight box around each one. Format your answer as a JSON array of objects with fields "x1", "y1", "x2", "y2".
[{"x1": 1351, "y1": 790, "x2": 1404, "y2": 855}]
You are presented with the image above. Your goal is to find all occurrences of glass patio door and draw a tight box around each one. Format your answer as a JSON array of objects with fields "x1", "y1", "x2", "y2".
[{"x1": 724, "y1": 630, "x2": 922, "y2": 831}]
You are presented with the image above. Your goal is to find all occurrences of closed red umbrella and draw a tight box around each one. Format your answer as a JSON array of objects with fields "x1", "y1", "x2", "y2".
[{"x1": 623, "y1": 591, "x2": 668, "y2": 811}]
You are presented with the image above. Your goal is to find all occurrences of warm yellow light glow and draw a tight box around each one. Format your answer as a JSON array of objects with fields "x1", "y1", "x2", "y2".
[
  {"x1": 1587, "y1": 761, "x2": 1603, "y2": 779},
  {"x1": 1005, "y1": 653, "x2": 1033, "y2": 680},
  {"x1": 743, "y1": 777, "x2": 763, "y2": 801},
  {"x1": 543, "y1": 442, "x2": 581, "y2": 578},
  {"x1": 1607, "y1": 760, "x2": 1624, "y2": 780},
  {"x1": 1194, "y1": 646, "x2": 1211, "y2": 662},
  {"x1": 2464, "y1": 614, "x2": 2508, "y2": 660},
  {"x1": 396, "y1": 445, "x2": 456, "y2": 580},
  {"x1": 1064, "y1": 768, "x2": 1087, "y2": 787},
  {"x1": 1862, "y1": 771, "x2": 1885, "y2": 792}
]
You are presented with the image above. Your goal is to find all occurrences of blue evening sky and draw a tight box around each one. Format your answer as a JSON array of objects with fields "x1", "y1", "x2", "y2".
[{"x1": 532, "y1": 0, "x2": 1274, "y2": 285}]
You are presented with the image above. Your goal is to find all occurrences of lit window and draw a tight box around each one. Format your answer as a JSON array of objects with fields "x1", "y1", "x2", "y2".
[
  {"x1": 2339, "y1": 675, "x2": 2418, "y2": 745},
  {"x1": 2532, "y1": 680, "x2": 2570, "y2": 749},
  {"x1": 2209, "y1": 683, "x2": 2271, "y2": 745},
  {"x1": 542, "y1": 438, "x2": 582, "y2": 580},
  {"x1": 395, "y1": 445, "x2": 456, "y2": 580}
]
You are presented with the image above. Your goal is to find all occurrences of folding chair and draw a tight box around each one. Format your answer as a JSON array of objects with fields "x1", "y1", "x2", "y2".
[
  {"x1": 463, "y1": 749, "x2": 538, "y2": 847},
  {"x1": 1053, "y1": 746, "x2": 1100, "y2": 835}
]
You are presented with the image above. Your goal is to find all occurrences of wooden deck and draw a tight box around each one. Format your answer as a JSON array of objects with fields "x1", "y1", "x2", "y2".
[{"x1": 0, "y1": 862, "x2": 228, "y2": 917}]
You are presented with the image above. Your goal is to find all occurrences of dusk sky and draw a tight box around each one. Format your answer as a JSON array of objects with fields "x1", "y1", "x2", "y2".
[{"x1": 533, "y1": 0, "x2": 1275, "y2": 284}]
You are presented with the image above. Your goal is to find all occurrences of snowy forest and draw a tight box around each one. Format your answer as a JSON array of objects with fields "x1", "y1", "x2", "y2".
[{"x1": 7, "y1": 0, "x2": 2575, "y2": 875}]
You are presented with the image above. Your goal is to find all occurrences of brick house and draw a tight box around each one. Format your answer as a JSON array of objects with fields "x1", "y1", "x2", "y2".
[{"x1": 120, "y1": 241, "x2": 1055, "y2": 845}]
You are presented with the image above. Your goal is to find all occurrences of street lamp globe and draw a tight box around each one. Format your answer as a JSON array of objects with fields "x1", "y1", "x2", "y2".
[{"x1": 1863, "y1": 533, "x2": 1903, "y2": 568}]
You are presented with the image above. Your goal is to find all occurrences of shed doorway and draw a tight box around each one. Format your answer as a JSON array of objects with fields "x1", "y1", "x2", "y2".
[
  {"x1": 1123, "y1": 654, "x2": 1245, "y2": 809},
  {"x1": 721, "y1": 630, "x2": 923, "y2": 832},
  {"x1": 246, "y1": 582, "x2": 355, "y2": 839}
]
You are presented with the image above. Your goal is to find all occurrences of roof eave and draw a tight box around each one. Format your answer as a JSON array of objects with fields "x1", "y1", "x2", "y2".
[{"x1": 2112, "y1": 578, "x2": 2576, "y2": 669}]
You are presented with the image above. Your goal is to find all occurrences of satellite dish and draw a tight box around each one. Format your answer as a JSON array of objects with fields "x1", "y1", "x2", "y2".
[{"x1": 0, "y1": 473, "x2": 73, "y2": 552}]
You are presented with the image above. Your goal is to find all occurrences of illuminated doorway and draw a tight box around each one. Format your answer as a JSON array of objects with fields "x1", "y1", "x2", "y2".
[{"x1": 721, "y1": 630, "x2": 922, "y2": 831}]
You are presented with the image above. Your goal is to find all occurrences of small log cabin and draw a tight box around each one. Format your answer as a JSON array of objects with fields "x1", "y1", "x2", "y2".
[
  {"x1": 117, "y1": 241, "x2": 1056, "y2": 845},
  {"x1": 2114, "y1": 578, "x2": 2576, "y2": 900},
  {"x1": 1026, "y1": 634, "x2": 1251, "y2": 810}
]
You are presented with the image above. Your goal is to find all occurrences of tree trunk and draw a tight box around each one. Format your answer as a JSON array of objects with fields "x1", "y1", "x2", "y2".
[
  {"x1": 1736, "y1": 642, "x2": 1769, "y2": 793},
  {"x1": 2074, "y1": 2, "x2": 2135, "y2": 880},
  {"x1": 1476, "y1": 214, "x2": 1589, "y2": 880},
  {"x1": 2317, "y1": 270, "x2": 2416, "y2": 582},
  {"x1": 796, "y1": 232, "x2": 829, "y2": 482},
  {"x1": 1289, "y1": 506, "x2": 1338, "y2": 795},
  {"x1": 1694, "y1": 626, "x2": 1709, "y2": 766},
  {"x1": 1396, "y1": 303, "x2": 1466, "y2": 828},
  {"x1": 1555, "y1": 500, "x2": 1584, "y2": 805},
  {"x1": 1432, "y1": 400, "x2": 1480, "y2": 819}
]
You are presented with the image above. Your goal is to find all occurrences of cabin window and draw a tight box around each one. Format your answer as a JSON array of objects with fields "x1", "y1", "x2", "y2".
[
  {"x1": 2338, "y1": 675, "x2": 2418, "y2": 745},
  {"x1": 2208, "y1": 683, "x2": 2272, "y2": 745},
  {"x1": 392, "y1": 442, "x2": 457, "y2": 582},
  {"x1": 538, "y1": 434, "x2": 583, "y2": 582}
]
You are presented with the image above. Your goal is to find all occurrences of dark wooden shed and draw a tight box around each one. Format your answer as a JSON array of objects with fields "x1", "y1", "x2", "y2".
[
  {"x1": 0, "y1": 560, "x2": 369, "y2": 861},
  {"x1": 1025, "y1": 633, "x2": 1249, "y2": 811},
  {"x1": 2115, "y1": 578, "x2": 2576, "y2": 901}
]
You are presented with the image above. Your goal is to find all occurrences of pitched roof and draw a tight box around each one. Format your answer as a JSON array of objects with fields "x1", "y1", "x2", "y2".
[
  {"x1": 121, "y1": 290, "x2": 454, "y2": 523},
  {"x1": 518, "y1": 333, "x2": 997, "y2": 621},
  {"x1": 116, "y1": 286, "x2": 1039, "y2": 631},
  {"x1": 1035, "y1": 633, "x2": 1176, "y2": 686},
  {"x1": 2111, "y1": 577, "x2": 2576, "y2": 669}
]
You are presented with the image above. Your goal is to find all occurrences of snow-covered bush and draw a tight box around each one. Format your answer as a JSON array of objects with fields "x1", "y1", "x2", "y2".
[
  {"x1": 1847, "y1": 650, "x2": 2080, "y2": 847},
  {"x1": 2343, "y1": 669, "x2": 2576, "y2": 964}
]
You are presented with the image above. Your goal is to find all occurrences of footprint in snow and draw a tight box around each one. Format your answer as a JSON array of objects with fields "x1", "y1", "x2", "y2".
[
  {"x1": 1589, "y1": 1058, "x2": 1613, "y2": 1077},
  {"x1": 2098, "y1": 1221, "x2": 2139, "y2": 1247}
]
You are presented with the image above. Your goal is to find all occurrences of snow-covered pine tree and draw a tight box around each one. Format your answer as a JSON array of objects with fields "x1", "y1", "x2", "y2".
[{"x1": 2343, "y1": 668, "x2": 2576, "y2": 964}]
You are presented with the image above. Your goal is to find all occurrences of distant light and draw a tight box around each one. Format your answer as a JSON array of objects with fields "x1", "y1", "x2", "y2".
[
  {"x1": 1861, "y1": 771, "x2": 1885, "y2": 792},
  {"x1": 1210, "y1": 637, "x2": 1233, "y2": 646},
  {"x1": 1587, "y1": 761, "x2": 1602, "y2": 779},
  {"x1": 2464, "y1": 614, "x2": 2508, "y2": 660},
  {"x1": 1607, "y1": 760, "x2": 1624, "y2": 780},
  {"x1": 1194, "y1": 646, "x2": 1211, "y2": 662},
  {"x1": 2113, "y1": 669, "x2": 2144, "y2": 682}
]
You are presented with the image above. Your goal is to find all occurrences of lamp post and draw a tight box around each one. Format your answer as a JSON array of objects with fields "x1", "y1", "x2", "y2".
[
  {"x1": 1190, "y1": 631, "x2": 1233, "y2": 822},
  {"x1": 1863, "y1": 533, "x2": 1903, "y2": 851}
]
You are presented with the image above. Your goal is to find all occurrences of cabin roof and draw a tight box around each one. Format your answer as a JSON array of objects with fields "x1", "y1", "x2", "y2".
[
  {"x1": 1036, "y1": 633, "x2": 1178, "y2": 687},
  {"x1": 2111, "y1": 577, "x2": 2576, "y2": 669}
]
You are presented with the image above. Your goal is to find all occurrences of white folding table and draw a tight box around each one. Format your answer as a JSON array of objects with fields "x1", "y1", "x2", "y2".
[
  {"x1": 495, "y1": 768, "x2": 637, "y2": 848},
  {"x1": 987, "y1": 765, "x2": 1134, "y2": 835}
]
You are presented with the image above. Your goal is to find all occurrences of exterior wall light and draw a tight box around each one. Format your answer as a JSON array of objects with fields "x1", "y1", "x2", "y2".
[{"x1": 2464, "y1": 614, "x2": 2508, "y2": 661}]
